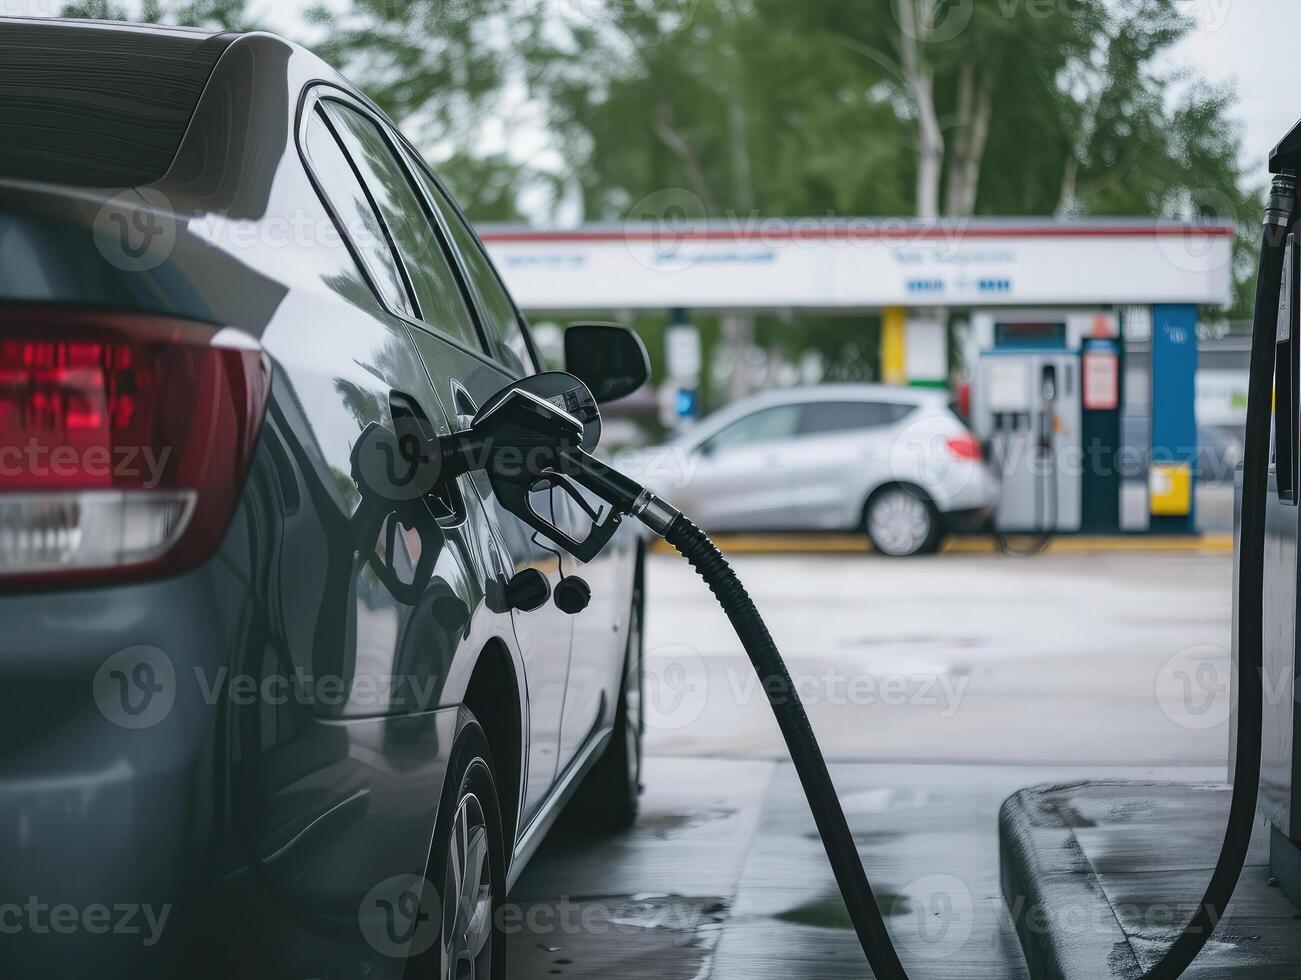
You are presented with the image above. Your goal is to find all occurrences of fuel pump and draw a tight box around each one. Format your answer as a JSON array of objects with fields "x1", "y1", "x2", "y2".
[
  {"x1": 407, "y1": 164, "x2": 1293, "y2": 978},
  {"x1": 975, "y1": 343, "x2": 1082, "y2": 538}
]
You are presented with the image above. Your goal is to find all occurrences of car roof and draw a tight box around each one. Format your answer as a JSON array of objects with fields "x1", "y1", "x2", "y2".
[
  {"x1": 6, "y1": 16, "x2": 225, "y2": 36},
  {"x1": 725, "y1": 384, "x2": 949, "y2": 411}
]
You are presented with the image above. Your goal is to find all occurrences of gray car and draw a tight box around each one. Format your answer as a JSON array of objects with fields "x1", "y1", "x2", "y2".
[
  {"x1": 0, "y1": 19, "x2": 643, "y2": 979},
  {"x1": 626, "y1": 385, "x2": 999, "y2": 556}
]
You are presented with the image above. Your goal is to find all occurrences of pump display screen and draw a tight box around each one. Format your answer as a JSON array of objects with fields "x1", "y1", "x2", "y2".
[{"x1": 995, "y1": 322, "x2": 1068, "y2": 348}]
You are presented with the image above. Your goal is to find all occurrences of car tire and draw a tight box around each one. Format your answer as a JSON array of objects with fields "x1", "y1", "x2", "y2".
[
  {"x1": 565, "y1": 572, "x2": 644, "y2": 832},
  {"x1": 416, "y1": 714, "x2": 508, "y2": 980},
  {"x1": 865, "y1": 486, "x2": 940, "y2": 557}
]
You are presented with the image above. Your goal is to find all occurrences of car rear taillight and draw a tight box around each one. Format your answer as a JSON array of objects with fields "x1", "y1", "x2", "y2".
[
  {"x1": 0, "y1": 307, "x2": 271, "y2": 588},
  {"x1": 944, "y1": 432, "x2": 984, "y2": 462}
]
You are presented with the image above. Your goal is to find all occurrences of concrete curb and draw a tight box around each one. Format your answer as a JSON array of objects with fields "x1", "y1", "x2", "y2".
[{"x1": 999, "y1": 783, "x2": 1146, "y2": 980}]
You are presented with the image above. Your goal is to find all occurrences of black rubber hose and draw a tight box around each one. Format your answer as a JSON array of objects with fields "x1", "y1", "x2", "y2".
[
  {"x1": 664, "y1": 515, "x2": 911, "y2": 980},
  {"x1": 1142, "y1": 181, "x2": 1293, "y2": 980}
]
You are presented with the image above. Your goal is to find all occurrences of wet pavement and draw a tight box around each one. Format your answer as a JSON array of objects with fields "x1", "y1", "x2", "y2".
[
  {"x1": 506, "y1": 549, "x2": 1294, "y2": 977},
  {"x1": 512, "y1": 759, "x2": 1229, "y2": 977}
]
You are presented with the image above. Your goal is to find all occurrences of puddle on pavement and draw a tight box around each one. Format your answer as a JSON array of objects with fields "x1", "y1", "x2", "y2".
[
  {"x1": 803, "y1": 829, "x2": 900, "y2": 848},
  {"x1": 506, "y1": 894, "x2": 729, "y2": 978},
  {"x1": 637, "y1": 807, "x2": 737, "y2": 840},
  {"x1": 777, "y1": 890, "x2": 912, "y2": 930}
]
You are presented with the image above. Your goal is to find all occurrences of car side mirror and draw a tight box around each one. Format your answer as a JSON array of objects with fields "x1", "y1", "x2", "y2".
[{"x1": 564, "y1": 323, "x2": 650, "y2": 404}]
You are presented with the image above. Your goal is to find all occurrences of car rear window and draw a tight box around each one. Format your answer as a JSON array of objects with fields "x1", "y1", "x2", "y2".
[{"x1": 0, "y1": 22, "x2": 229, "y2": 187}]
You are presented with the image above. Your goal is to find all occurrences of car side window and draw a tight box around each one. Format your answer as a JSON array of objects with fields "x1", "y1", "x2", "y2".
[
  {"x1": 798, "y1": 401, "x2": 914, "y2": 436},
  {"x1": 303, "y1": 107, "x2": 412, "y2": 316},
  {"x1": 407, "y1": 161, "x2": 537, "y2": 378},
  {"x1": 320, "y1": 101, "x2": 482, "y2": 350},
  {"x1": 701, "y1": 405, "x2": 800, "y2": 455}
]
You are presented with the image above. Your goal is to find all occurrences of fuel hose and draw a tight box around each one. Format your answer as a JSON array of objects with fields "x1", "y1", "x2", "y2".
[{"x1": 663, "y1": 513, "x2": 910, "y2": 979}]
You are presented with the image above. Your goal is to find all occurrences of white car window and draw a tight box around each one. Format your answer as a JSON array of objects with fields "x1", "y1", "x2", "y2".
[{"x1": 701, "y1": 405, "x2": 800, "y2": 454}]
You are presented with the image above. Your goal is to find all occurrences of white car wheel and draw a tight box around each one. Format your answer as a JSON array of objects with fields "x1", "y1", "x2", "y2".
[{"x1": 866, "y1": 488, "x2": 937, "y2": 557}]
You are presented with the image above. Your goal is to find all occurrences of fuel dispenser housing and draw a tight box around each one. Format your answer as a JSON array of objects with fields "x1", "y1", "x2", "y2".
[
  {"x1": 969, "y1": 311, "x2": 1120, "y2": 533},
  {"x1": 1246, "y1": 227, "x2": 1301, "y2": 906}
]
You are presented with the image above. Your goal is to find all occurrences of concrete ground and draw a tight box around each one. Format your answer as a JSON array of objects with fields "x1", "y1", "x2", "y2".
[{"x1": 510, "y1": 548, "x2": 1266, "y2": 978}]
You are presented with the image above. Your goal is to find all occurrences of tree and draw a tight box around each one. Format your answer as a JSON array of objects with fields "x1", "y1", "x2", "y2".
[
  {"x1": 305, "y1": 0, "x2": 536, "y2": 220},
  {"x1": 523, "y1": 0, "x2": 915, "y2": 221},
  {"x1": 61, "y1": 0, "x2": 252, "y2": 30}
]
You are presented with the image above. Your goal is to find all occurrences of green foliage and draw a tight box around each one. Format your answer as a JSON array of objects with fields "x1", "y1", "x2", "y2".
[
  {"x1": 523, "y1": 0, "x2": 916, "y2": 220},
  {"x1": 433, "y1": 152, "x2": 532, "y2": 223},
  {"x1": 306, "y1": 1, "x2": 514, "y2": 145},
  {"x1": 61, "y1": 0, "x2": 253, "y2": 30}
]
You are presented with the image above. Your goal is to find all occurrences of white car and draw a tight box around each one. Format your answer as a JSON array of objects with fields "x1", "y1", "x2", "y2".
[{"x1": 622, "y1": 385, "x2": 1000, "y2": 556}]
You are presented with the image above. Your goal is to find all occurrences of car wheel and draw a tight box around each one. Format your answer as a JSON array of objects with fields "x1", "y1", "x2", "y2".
[
  {"x1": 566, "y1": 573, "x2": 644, "y2": 831},
  {"x1": 421, "y1": 716, "x2": 507, "y2": 980},
  {"x1": 865, "y1": 486, "x2": 939, "y2": 557}
]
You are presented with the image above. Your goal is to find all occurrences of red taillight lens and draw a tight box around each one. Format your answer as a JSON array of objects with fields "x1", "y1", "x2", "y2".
[
  {"x1": 944, "y1": 432, "x2": 983, "y2": 462},
  {"x1": 0, "y1": 307, "x2": 271, "y2": 587}
]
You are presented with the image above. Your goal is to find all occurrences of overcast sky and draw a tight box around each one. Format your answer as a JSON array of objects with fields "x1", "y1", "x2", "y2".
[{"x1": 1165, "y1": 0, "x2": 1300, "y2": 173}]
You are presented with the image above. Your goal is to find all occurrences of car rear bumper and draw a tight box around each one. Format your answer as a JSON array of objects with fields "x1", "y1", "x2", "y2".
[
  {"x1": 0, "y1": 547, "x2": 457, "y2": 979},
  {"x1": 0, "y1": 560, "x2": 248, "y2": 977}
]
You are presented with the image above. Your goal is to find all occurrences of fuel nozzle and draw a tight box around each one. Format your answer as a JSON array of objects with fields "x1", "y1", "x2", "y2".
[{"x1": 437, "y1": 372, "x2": 680, "y2": 562}]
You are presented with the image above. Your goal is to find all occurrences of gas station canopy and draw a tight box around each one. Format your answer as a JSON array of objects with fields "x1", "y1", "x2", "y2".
[{"x1": 479, "y1": 218, "x2": 1236, "y2": 312}]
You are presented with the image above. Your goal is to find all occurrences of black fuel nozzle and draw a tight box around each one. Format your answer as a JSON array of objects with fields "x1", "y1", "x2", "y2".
[
  {"x1": 436, "y1": 375, "x2": 680, "y2": 562},
  {"x1": 440, "y1": 387, "x2": 587, "y2": 483}
]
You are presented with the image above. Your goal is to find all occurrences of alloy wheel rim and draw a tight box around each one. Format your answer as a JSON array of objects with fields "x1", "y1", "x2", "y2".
[
  {"x1": 442, "y1": 793, "x2": 493, "y2": 980},
  {"x1": 870, "y1": 491, "x2": 931, "y2": 556}
]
